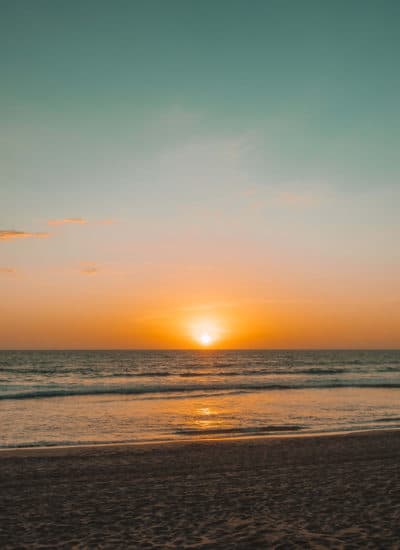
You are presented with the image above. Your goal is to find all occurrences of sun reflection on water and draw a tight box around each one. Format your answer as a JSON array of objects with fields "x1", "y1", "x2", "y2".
[{"x1": 192, "y1": 405, "x2": 224, "y2": 430}]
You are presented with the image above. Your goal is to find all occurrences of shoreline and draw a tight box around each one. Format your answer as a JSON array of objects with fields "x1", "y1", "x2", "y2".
[{"x1": 1, "y1": 425, "x2": 400, "y2": 456}]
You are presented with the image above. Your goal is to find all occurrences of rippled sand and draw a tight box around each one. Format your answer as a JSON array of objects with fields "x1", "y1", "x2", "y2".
[{"x1": 1, "y1": 431, "x2": 400, "y2": 548}]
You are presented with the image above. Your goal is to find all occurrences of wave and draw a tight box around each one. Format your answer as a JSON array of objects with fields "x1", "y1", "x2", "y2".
[
  {"x1": 0, "y1": 426, "x2": 304, "y2": 448},
  {"x1": 4, "y1": 366, "x2": 399, "y2": 379},
  {"x1": 140, "y1": 370, "x2": 337, "y2": 379},
  {"x1": 374, "y1": 416, "x2": 400, "y2": 423},
  {"x1": 0, "y1": 384, "x2": 289, "y2": 400},
  {"x1": 109, "y1": 371, "x2": 172, "y2": 378},
  {"x1": 0, "y1": 438, "x2": 155, "y2": 449},
  {"x1": 175, "y1": 425, "x2": 305, "y2": 435},
  {"x1": 1, "y1": 381, "x2": 400, "y2": 400}
]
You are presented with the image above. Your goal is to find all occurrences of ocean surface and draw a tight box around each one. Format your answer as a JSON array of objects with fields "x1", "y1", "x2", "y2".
[{"x1": 1, "y1": 349, "x2": 400, "y2": 448}]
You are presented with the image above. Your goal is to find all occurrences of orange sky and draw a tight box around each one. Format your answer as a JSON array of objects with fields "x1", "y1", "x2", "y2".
[
  {"x1": 1, "y1": 249, "x2": 399, "y2": 348},
  {"x1": 1, "y1": 2, "x2": 400, "y2": 349}
]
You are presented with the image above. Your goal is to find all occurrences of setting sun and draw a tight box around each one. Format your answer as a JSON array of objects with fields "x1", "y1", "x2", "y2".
[
  {"x1": 187, "y1": 317, "x2": 226, "y2": 348},
  {"x1": 199, "y1": 332, "x2": 213, "y2": 346}
]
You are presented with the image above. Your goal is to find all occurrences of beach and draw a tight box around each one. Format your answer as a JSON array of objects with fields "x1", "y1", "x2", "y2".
[{"x1": 1, "y1": 430, "x2": 399, "y2": 548}]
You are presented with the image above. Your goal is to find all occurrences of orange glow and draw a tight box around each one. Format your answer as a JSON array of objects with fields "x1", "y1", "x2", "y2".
[
  {"x1": 187, "y1": 317, "x2": 226, "y2": 348},
  {"x1": 0, "y1": 259, "x2": 399, "y2": 349}
]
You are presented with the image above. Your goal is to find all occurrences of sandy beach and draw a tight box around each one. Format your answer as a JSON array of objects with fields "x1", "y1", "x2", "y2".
[{"x1": 0, "y1": 431, "x2": 399, "y2": 548}]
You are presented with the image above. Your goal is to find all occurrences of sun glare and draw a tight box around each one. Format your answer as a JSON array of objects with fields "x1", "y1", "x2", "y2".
[
  {"x1": 199, "y1": 332, "x2": 213, "y2": 346},
  {"x1": 187, "y1": 316, "x2": 226, "y2": 348}
]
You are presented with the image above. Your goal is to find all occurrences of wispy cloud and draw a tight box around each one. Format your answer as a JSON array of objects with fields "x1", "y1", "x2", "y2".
[
  {"x1": 48, "y1": 217, "x2": 116, "y2": 226},
  {"x1": 240, "y1": 182, "x2": 329, "y2": 211},
  {"x1": 0, "y1": 230, "x2": 50, "y2": 241},
  {"x1": 0, "y1": 267, "x2": 17, "y2": 275},
  {"x1": 48, "y1": 218, "x2": 88, "y2": 226},
  {"x1": 79, "y1": 262, "x2": 99, "y2": 275}
]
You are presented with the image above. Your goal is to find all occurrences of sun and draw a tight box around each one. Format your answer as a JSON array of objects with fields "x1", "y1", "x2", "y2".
[
  {"x1": 188, "y1": 317, "x2": 225, "y2": 348},
  {"x1": 199, "y1": 332, "x2": 213, "y2": 346}
]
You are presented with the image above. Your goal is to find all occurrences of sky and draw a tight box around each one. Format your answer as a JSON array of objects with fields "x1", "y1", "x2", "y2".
[{"x1": 1, "y1": 0, "x2": 399, "y2": 349}]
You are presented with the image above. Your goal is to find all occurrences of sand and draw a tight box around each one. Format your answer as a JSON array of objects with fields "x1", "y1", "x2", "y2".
[{"x1": 1, "y1": 431, "x2": 400, "y2": 549}]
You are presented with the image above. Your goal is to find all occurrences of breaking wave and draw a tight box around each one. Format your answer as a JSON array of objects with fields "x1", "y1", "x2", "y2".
[{"x1": 1, "y1": 380, "x2": 400, "y2": 401}]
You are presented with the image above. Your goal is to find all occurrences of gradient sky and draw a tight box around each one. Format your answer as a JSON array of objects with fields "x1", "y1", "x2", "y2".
[{"x1": 1, "y1": 0, "x2": 399, "y2": 348}]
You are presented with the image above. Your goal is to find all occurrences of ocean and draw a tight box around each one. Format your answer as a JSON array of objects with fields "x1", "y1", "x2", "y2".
[{"x1": 1, "y1": 349, "x2": 400, "y2": 448}]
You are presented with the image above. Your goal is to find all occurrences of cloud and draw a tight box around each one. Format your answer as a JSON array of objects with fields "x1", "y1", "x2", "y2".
[
  {"x1": 0, "y1": 267, "x2": 17, "y2": 275},
  {"x1": 0, "y1": 230, "x2": 50, "y2": 241},
  {"x1": 240, "y1": 181, "x2": 329, "y2": 211},
  {"x1": 81, "y1": 267, "x2": 98, "y2": 275},
  {"x1": 48, "y1": 217, "x2": 116, "y2": 226},
  {"x1": 79, "y1": 262, "x2": 99, "y2": 275},
  {"x1": 48, "y1": 218, "x2": 88, "y2": 226}
]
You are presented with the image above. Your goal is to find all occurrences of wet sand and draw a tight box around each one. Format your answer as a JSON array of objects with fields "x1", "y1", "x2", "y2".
[{"x1": 1, "y1": 430, "x2": 400, "y2": 548}]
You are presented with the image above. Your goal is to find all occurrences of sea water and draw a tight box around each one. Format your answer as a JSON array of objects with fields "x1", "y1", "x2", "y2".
[{"x1": 1, "y1": 349, "x2": 400, "y2": 448}]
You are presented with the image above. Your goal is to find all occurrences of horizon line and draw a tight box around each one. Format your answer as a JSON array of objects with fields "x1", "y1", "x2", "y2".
[{"x1": 1, "y1": 348, "x2": 399, "y2": 352}]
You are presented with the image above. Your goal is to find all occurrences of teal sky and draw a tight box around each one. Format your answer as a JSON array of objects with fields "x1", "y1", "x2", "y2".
[{"x1": 1, "y1": 0, "x2": 399, "y2": 348}]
